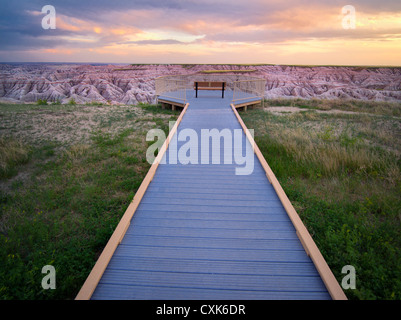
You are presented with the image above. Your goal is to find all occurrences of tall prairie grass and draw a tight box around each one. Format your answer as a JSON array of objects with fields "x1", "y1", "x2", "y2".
[
  {"x1": 266, "y1": 125, "x2": 399, "y2": 180},
  {"x1": 265, "y1": 98, "x2": 401, "y2": 117}
]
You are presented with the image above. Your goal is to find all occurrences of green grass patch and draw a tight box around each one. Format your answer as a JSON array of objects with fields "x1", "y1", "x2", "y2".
[
  {"x1": 0, "y1": 102, "x2": 179, "y2": 299},
  {"x1": 0, "y1": 137, "x2": 31, "y2": 179}
]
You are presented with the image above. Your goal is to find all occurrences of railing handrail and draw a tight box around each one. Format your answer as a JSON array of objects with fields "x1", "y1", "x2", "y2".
[{"x1": 155, "y1": 74, "x2": 266, "y2": 104}]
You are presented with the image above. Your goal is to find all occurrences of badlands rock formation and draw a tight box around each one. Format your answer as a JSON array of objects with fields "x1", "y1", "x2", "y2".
[{"x1": 0, "y1": 63, "x2": 400, "y2": 104}]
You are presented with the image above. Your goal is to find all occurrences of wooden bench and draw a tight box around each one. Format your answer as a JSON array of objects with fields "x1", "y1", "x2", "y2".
[{"x1": 194, "y1": 81, "x2": 226, "y2": 98}]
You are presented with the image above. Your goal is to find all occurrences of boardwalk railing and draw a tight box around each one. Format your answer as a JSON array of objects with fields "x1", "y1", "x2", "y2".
[
  {"x1": 155, "y1": 74, "x2": 266, "y2": 106},
  {"x1": 155, "y1": 77, "x2": 187, "y2": 104},
  {"x1": 232, "y1": 79, "x2": 265, "y2": 106}
]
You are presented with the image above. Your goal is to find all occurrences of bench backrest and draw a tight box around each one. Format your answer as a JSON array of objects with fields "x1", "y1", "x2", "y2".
[{"x1": 194, "y1": 81, "x2": 226, "y2": 88}]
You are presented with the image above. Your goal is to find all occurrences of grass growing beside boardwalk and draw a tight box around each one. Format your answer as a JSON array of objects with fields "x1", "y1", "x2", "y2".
[
  {"x1": 0, "y1": 102, "x2": 179, "y2": 299},
  {"x1": 241, "y1": 99, "x2": 401, "y2": 300},
  {"x1": 264, "y1": 97, "x2": 401, "y2": 117}
]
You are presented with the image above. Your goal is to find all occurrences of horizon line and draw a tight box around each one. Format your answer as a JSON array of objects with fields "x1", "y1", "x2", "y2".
[{"x1": 1, "y1": 62, "x2": 401, "y2": 68}]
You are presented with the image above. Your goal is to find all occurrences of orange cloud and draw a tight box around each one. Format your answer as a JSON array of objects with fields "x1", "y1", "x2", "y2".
[
  {"x1": 258, "y1": 5, "x2": 340, "y2": 31},
  {"x1": 56, "y1": 15, "x2": 84, "y2": 32},
  {"x1": 42, "y1": 48, "x2": 75, "y2": 55}
]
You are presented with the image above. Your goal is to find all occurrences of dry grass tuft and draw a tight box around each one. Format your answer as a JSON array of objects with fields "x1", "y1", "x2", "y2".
[
  {"x1": 267, "y1": 122, "x2": 397, "y2": 178},
  {"x1": 0, "y1": 137, "x2": 30, "y2": 178}
]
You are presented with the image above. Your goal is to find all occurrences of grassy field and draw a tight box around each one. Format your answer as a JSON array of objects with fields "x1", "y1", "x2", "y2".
[
  {"x1": 1, "y1": 98, "x2": 400, "y2": 300},
  {"x1": 0, "y1": 102, "x2": 179, "y2": 299},
  {"x1": 241, "y1": 98, "x2": 401, "y2": 300}
]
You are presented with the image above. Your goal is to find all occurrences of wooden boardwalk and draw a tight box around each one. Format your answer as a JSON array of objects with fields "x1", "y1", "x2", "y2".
[{"x1": 76, "y1": 90, "x2": 346, "y2": 300}]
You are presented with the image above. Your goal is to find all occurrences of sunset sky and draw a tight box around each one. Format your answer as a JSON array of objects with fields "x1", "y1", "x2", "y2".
[{"x1": 1, "y1": 0, "x2": 401, "y2": 65}]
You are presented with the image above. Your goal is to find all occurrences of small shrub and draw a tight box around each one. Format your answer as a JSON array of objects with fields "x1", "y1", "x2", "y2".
[{"x1": 36, "y1": 99, "x2": 48, "y2": 105}]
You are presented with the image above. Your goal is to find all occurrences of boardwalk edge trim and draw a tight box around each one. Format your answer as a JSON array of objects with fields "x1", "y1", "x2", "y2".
[
  {"x1": 230, "y1": 103, "x2": 347, "y2": 301},
  {"x1": 75, "y1": 103, "x2": 189, "y2": 300}
]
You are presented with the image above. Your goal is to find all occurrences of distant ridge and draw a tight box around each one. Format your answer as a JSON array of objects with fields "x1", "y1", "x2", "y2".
[{"x1": 1, "y1": 63, "x2": 400, "y2": 104}]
